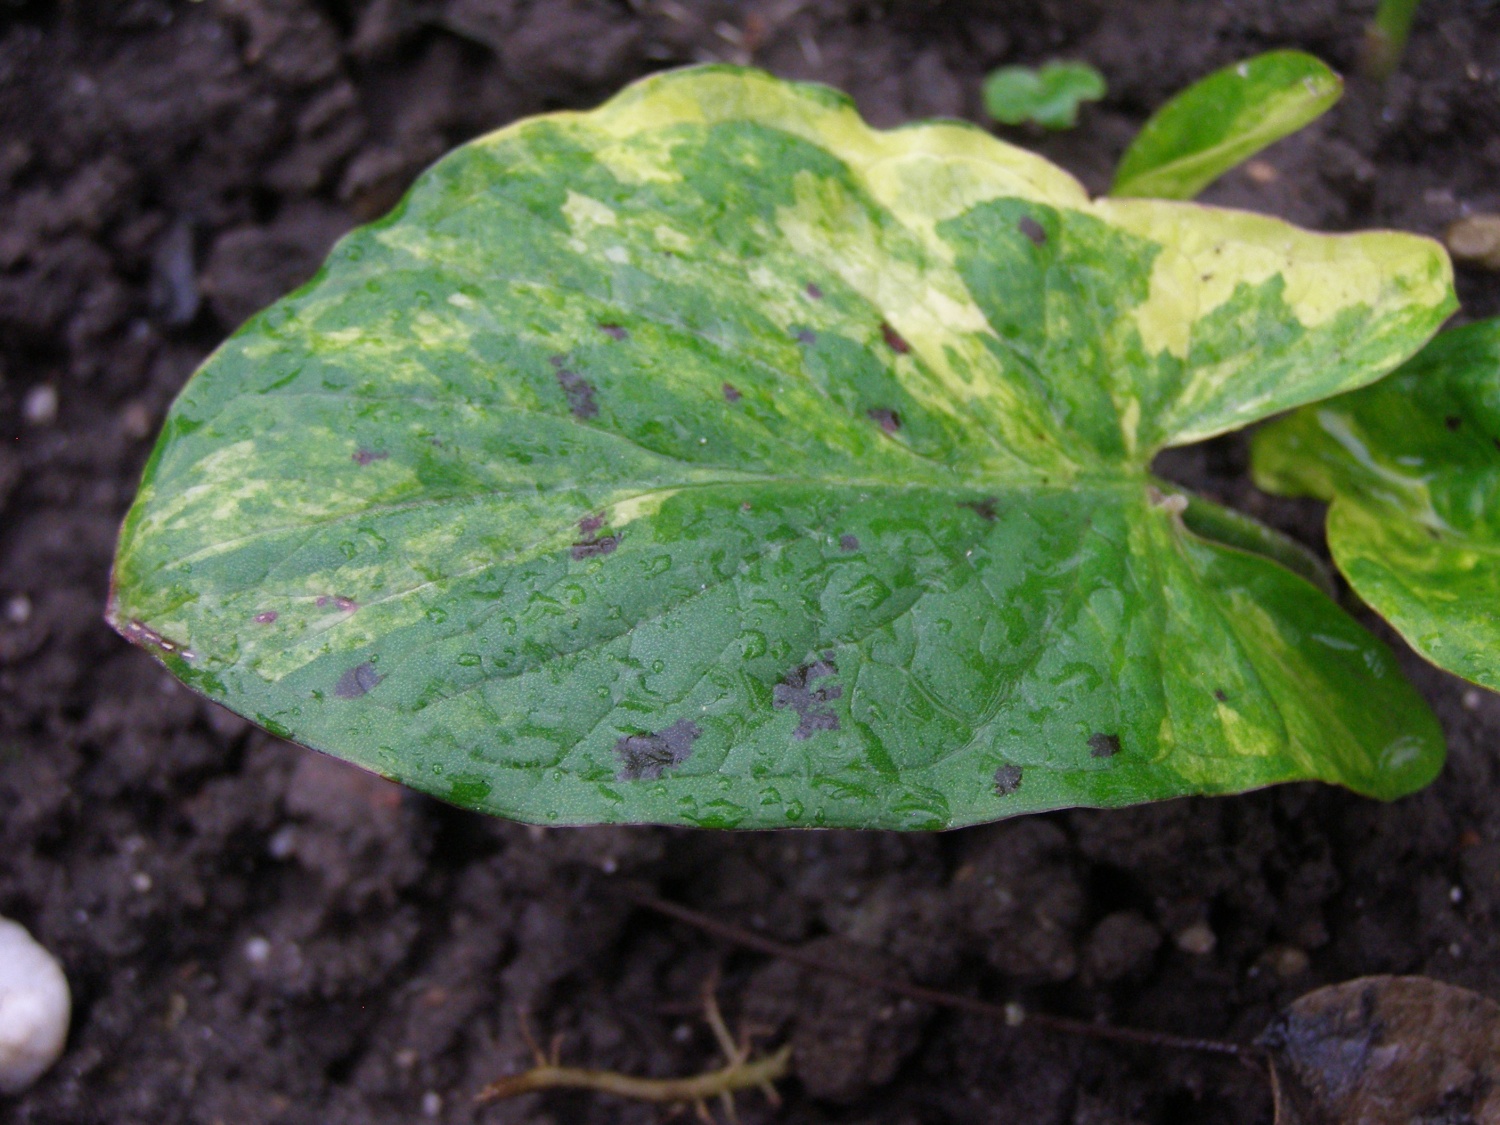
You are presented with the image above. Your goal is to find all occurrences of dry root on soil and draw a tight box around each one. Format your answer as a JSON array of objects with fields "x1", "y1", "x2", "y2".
[{"x1": 476, "y1": 976, "x2": 789, "y2": 1123}]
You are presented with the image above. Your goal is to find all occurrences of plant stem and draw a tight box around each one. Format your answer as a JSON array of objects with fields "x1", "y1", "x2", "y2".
[
  {"x1": 625, "y1": 887, "x2": 1248, "y2": 1059},
  {"x1": 1363, "y1": 0, "x2": 1422, "y2": 79}
]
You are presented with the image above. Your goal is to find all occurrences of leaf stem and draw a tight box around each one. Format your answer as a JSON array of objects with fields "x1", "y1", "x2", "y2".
[{"x1": 1363, "y1": 0, "x2": 1422, "y2": 79}]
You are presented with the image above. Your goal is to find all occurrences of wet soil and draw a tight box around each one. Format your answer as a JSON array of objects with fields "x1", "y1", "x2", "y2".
[{"x1": 3, "y1": 2, "x2": 1500, "y2": 1123}]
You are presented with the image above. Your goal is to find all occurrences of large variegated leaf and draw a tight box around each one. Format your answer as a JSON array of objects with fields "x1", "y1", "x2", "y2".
[
  {"x1": 109, "y1": 67, "x2": 1456, "y2": 829},
  {"x1": 1254, "y1": 319, "x2": 1500, "y2": 692}
]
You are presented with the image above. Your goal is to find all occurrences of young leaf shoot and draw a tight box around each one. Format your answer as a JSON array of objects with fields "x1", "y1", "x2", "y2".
[
  {"x1": 1111, "y1": 51, "x2": 1342, "y2": 201},
  {"x1": 982, "y1": 62, "x2": 1107, "y2": 130},
  {"x1": 1253, "y1": 319, "x2": 1500, "y2": 692},
  {"x1": 109, "y1": 67, "x2": 1455, "y2": 830},
  {"x1": 1362, "y1": 0, "x2": 1424, "y2": 79}
]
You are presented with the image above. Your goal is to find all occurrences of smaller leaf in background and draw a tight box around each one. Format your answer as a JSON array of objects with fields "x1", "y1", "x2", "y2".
[
  {"x1": 1259, "y1": 975, "x2": 1500, "y2": 1125},
  {"x1": 982, "y1": 62, "x2": 1106, "y2": 129},
  {"x1": 1252, "y1": 319, "x2": 1500, "y2": 692},
  {"x1": 1111, "y1": 51, "x2": 1342, "y2": 200},
  {"x1": 1362, "y1": 0, "x2": 1423, "y2": 80}
]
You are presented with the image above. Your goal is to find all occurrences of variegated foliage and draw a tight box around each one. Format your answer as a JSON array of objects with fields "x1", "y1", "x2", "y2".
[
  {"x1": 110, "y1": 67, "x2": 1455, "y2": 828},
  {"x1": 1255, "y1": 319, "x2": 1500, "y2": 693}
]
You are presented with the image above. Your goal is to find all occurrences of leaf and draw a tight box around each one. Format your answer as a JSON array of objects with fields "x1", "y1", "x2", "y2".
[
  {"x1": 109, "y1": 66, "x2": 1456, "y2": 829},
  {"x1": 1259, "y1": 975, "x2": 1500, "y2": 1125},
  {"x1": 982, "y1": 62, "x2": 1106, "y2": 130},
  {"x1": 1253, "y1": 318, "x2": 1500, "y2": 692},
  {"x1": 1111, "y1": 51, "x2": 1342, "y2": 201}
]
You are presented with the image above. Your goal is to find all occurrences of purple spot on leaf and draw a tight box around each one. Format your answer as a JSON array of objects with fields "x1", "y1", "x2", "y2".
[
  {"x1": 599, "y1": 323, "x2": 628, "y2": 340},
  {"x1": 805, "y1": 282, "x2": 823, "y2": 299},
  {"x1": 1445, "y1": 415, "x2": 1462, "y2": 431},
  {"x1": 353, "y1": 449, "x2": 388, "y2": 465},
  {"x1": 616, "y1": 718, "x2": 701, "y2": 780},
  {"x1": 868, "y1": 408, "x2": 901, "y2": 434},
  {"x1": 579, "y1": 513, "x2": 605, "y2": 536},
  {"x1": 555, "y1": 365, "x2": 598, "y2": 419},
  {"x1": 994, "y1": 764, "x2": 1023, "y2": 796},
  {"x1": 334, "y1": 661, "x2": 382, "y2": 699},
  {"x1": 1018, "y1": 216, "x2": 1048, "y2": 246},
  {"x1": 722, "y1": 382, "x2": 742, "y2": 403},
  {"x1": 1088, "y1": 732, "x2": 1121, "y2": 759},
  {"x1": 795, "y1": 328, "x2": 817, "y2": 345},
  {"x1": 1214, "y1": 689, "x2": 1228, "y2": 702},
  {"x1": 880, "y1": 321, "x2": 910, "y2": 354},
  {"x1": 254, "y1": 611, "x2": 278, "y2": 625},
  {"x1": 961, "y1": 498, "x2": 999, "y2": 522},
  {"x1": 774, "y1": 658, "x2": 842, "y2": 740},
  {"x1": 571, "y1": 533, "x2": 620, "y2": 560},
  {"x1": 839, "y1": 534, "x2": 859, "y2": 551}
]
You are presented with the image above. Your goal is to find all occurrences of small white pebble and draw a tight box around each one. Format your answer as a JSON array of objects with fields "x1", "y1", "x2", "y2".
[
  {"x1": 120, "y1": 401, "x2": 153, "y2": 441},
  {"x1": 1463, "y1": 689, "x2": 1483, "y2": 711},
  {"x1": 21, "y1": 385, "x2": 57, "y2": 426},
  {"x1": 267, "y1": 826, "x2": 297, "y2": 860},
  {"x1": 0, "y1": 915, "x2": 71, "y2": 1095},
  {"x1": 421, "y1": 1090, "x2": 443, "y2": 1117},
  {"x1": 1450, "y1": 942, "x2": 1464, "y2": 958},
  {"x1": 1244, "y1": 159, "x2": 1279, "y2": 185},
  {"x1": 130, "y1": 872, "x2": 152, "y2": 894},
  {"x1": 1003, "y1": 1001, "x2": 1026, "y2": 1027},
  {"x1": 598, "y1": 855, "x2": 618, "y2": 874},
  {"x1": 1451, "y1": 885, "x2": 1464, "y2": 904},
  {"x1": 3, "y1": 595, "x2": 30, "y2": 625},
  {"x1": 672, "y1": 1022, "x2": 694, "y2": 1043},
  {"x1": 1175, "y1": 922, "x2": 1217, "y2": 956},
  {"x1": 244, "y1": 936, "x2": 271, "y2": 965}
]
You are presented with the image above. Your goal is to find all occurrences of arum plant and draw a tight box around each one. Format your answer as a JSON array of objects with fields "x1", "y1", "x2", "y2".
[
  {"x1": 1110, "y1": 50, "x2": 1342, "y2": 200},
  {"x1": 982, "y1": 61, "x2": 1107, "y2": 130},
  {"x1": 109, "y1": 66, "x2": 1457, "y2": 830},
  {"x1": 1254, "y1": 319, "x2": 1500, "y2": 694}
]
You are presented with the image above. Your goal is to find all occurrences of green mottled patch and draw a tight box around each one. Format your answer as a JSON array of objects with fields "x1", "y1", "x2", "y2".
[
  {"x1": 1254, "y1": 318, "x2": 1500, "y2": 693},
  {"x1": 1112, "y1": 51, "x2": 1342, "y2": 201},
  {"x1": 110, "y1": 66, "x2": 1455, "y2": 829}
]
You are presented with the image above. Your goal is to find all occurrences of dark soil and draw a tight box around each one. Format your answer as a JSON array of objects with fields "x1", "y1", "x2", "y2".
[{"x1": 3, "y1": 2, "x2": 1500, "y2": 1123}]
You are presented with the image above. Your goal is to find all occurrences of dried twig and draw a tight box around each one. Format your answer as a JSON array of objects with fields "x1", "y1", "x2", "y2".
[{"x1": 624, "y1": 887, "x2": 1249, "y2": 1059}]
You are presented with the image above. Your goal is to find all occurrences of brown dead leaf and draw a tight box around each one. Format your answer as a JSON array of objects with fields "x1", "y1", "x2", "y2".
[{"x1": 1258, "y1": 975, "x2": 1500, "y2": 1125}]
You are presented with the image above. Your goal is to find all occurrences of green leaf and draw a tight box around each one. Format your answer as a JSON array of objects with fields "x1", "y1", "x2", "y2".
[
  {"x1": 1112, "y1": 51, "x2": 1343, "y2": 200},
  {"x1": 983, "y1": 62, "x2": 1107, "y2": 130},
  {"x1": 110, "y1": 66, "x2": 1456, "y2": 829},
  {"x1": 1253, "y1": 318, "x2": 1500, "y2": 692}
]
